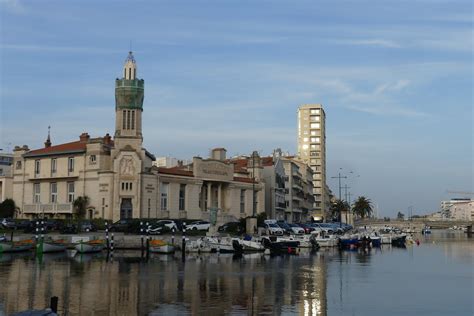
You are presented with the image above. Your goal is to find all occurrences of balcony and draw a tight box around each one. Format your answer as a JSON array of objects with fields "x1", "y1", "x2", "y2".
[{"x1": 23, "y1": 203, "x2": 73, "y2": 214}]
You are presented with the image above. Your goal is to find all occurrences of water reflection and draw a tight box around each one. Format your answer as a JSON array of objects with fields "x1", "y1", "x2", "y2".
[
  {"x1": 0, "y1": 231, "x2": 471, "y2": 316},
  {"x1": 0, "y1": 250, "x2": 330, "y2": 316}
]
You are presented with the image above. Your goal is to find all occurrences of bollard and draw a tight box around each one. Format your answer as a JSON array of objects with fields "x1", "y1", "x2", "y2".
[
  {"x1": 171, "y1": 227, "x2": 175, "y2": 246},
  {"x1": 111, "y1": 233, "x2": 114, "y2": 252},
  {"x1": 50, "y1": 296, "x2": 58, "y2": 313},
  {"x1": 181, "y1": 222, "x2": 186, "y2": 261},
  {"x1": 140, "y1": 221, "x2": 144, "y2": 252},
  {"x1": 35, "y1": 221, "x2": 39, "y2": 244},
  {"x1": 105, "y1": 221, "x2": 110, "y2": 250}
]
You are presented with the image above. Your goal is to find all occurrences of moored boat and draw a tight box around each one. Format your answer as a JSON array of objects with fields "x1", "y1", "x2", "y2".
[
  {"x1": 0, "y1": 239, "x2": 34, "y2": 253},
  {"x1": 37, "y1": 239, "x2": 68, "y2": 253},
  {"x1": 149, "y1": 239, "x2": 175, "y2": 254},
  {"x1": 391, "y1": 235, "x2": 406, "y2": 247},
  {"x1": 75, "y1": 239, "x2": 104, "y2": 253},
  {"x1": 260, "y1": 236, "x2": 299, "y2": 254}
]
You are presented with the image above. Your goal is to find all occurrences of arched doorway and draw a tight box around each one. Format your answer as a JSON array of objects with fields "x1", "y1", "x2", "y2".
[{"x1": 120, "y1": 198, "x2": 133, "y2": 219}]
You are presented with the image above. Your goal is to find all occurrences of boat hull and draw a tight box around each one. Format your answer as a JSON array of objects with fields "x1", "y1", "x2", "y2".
[
  {"x1": 38, "y1": 242, "x2": 67, "y2": 253},
  {"x1": 150, "y1": 244, "x2": 175, "y2": 254},
  {"x1": 0, "y1": 241, "x2": 34, "y2": 253},
  {"x1": 75, "y1": 242, "x2": 104, "y2": 253}
]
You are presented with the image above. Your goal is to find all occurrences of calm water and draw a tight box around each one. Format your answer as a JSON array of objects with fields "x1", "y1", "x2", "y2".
[{"x1": 0, "y1": 231, "x2": 472, "y2": 316}]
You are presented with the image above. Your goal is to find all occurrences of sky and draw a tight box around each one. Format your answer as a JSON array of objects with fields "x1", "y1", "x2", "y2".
[{"x1": 0, "y1": 0, "x2": 472, "y2": 217}]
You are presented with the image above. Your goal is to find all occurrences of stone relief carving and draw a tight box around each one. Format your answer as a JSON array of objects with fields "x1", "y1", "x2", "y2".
[{"x1": 120, "y1": 156, "x2": 135, "y2": 175}]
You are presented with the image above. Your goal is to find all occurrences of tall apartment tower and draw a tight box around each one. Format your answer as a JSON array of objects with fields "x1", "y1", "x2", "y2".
[{"x1": 297, "y1": 104, "x2": 327, "y2": 220}]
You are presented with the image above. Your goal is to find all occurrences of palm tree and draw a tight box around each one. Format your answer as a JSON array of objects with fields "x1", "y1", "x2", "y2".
[
  {"x1": 352, "y1": 196, "x2": 373, "y2": 219},
  {"x1": 73, "y1": 196, "x2": 89, "y2": 219},
  {"x1": 330, "y1": 199, "x2": 350, "y2": 222}
]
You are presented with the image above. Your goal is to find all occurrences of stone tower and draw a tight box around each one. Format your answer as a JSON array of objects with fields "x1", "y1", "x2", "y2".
[{"x1": 115, "y1": 51, "x2": 144, "y2": 140}]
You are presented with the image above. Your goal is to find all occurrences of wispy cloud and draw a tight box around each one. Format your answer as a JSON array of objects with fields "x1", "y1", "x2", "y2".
[
  {"x1": 0, "y1": 44, "x2": 123, "y2": 54},
  {"x1": 0, "y1": 0, "x2": 26, "y2": 14},
  {"x1": 330, "y1": 38, "x2": 401, "y2": 48}
]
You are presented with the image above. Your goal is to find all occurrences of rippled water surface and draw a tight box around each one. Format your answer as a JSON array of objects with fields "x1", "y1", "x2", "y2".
[{"x1": 0, "y1": 231, "x2": 472, "y2": 315}]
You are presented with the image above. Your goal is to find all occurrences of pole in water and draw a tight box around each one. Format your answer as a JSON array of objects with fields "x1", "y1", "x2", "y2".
[
  {"x1": 111, "y1": 233, "x2": 114, "y2": 252},
  {"x1": 171, "y1": 227, "x2": 175, "y2": 245},
  {"x1": 105, "y1": 221, "x2": 109, "y2": 250},
  {"x1": 146, "y1": 222, "x2": 150, "y2": 259},
  {"x1": 140, "y1": 221, "x2": 144, "y2": 252},
  {"x1": 35, "y1": 221, "x2": 39, "y2": 244},
  {"x1": 181, "y1": 222, "x2": 186, "y2": 261}
]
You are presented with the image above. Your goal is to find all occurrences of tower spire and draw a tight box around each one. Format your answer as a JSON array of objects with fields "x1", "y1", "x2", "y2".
[
  {"x1": 44, "y1": 125, "x2": 51, "y2": 148},
  {"x1": 123, "y1": 51, "x2": 137, "y2": 80}
]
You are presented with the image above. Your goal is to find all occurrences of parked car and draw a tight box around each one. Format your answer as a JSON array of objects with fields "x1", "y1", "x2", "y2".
[
  {"x1": 148, "y1": 222, "x2": 172, "y2": 235},
  {"x1": 109, "y1": 219, "x2": 141, "y2": 234},
  {"x1": 60, "y1": 223, "x2": 78, "y2": 234},
  {"x1": 263, "y1": 220, "x2": 284, "y2": 236},
  {"x1": 186, "y1": 221, "x2": 210, "y2": 231},
  {"x1": 1, "y1": 218, "x2": 16, "y2": 229},
  {"x1": 276, "y1": 221, "x2": 293, "y2": 235},
  {"x1": 154, "y1": 220, "x2": 178, "y2": 232},
  {"x1": 218, "y1": 221, "x2": 245, "y2": 235},
  {"x1": 79, "y1": 220, "x2": 97, "y2": 232},
  {"x1": 288, "y1": 223, "x2": 305, "y2": 235},
  {"x1": 298, "y1": 223, "x2": 315, "y2": 234}
]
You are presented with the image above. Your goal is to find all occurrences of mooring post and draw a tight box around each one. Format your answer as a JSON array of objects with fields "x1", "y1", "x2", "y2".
[
  {"x1": 111, "y1": 233, "x2": 114, "y2": 252},
  {"x1": 40, "y1": 221, "x2": 44, "y2": 243},
  {"x1": 140, "y1": 221, "x2": 144, "y2": 253},
  {"x1": 146, "y1": 222, "x2": 150, "y2": 259},
  {"x1": 35, "y1": 221, "x2": 39, "y2": 244},
  {"x1": 105, "y1": 221, "x2": 109, "y2": 250},
  {"x1": 171, "y1": 227, "x2": 175, "y2": 245},
  {"x1": 181, "y1": 222, "x2": 186, "y2": 261}
]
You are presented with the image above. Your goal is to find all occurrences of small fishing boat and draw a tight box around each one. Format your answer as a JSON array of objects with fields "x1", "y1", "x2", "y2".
[
  {"x1": 339, "y1": 235, "x2": 359, "y2": 249},
  {"x1": 185, "y1": 238, "x2": 212, "y2": 253},
  {"x1": 236, "y1": 236, "x2": 265, "y2": 252},
  {"x1": 149, "y1": 239, "x2": 175, "y2": 254},
  {"x1": 311, "y1": 232, "x2": 338, "y2": 247},
  {"x1": 0, "y1": 239, "x2": 34, "y2": 253},
  {"x1": 391, "y1": 235, "x2": 407, "y2": 247},
  {"x1": 260, "y1": 236, "x2": 299, "y2": 255},
  {"x1": 284, "y1": 235, "x2": 319, "y2": 249},
  {"x1": 37, "y1": 239, "x2": 68, "y2": 253},
  {"x1": 422, "y1": 226, "x2": 431, "y2": 235},
  {"x1": 75, "y1": 239, "x2": 104, "y2": 253},
  {"x1": 205, "y1": 237, "x2": 235, "y2": 253}
]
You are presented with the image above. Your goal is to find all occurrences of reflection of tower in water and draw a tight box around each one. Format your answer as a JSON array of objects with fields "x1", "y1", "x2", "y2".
[{"x1": 299, "y1": 254, "x2": 328, "y2": 316}]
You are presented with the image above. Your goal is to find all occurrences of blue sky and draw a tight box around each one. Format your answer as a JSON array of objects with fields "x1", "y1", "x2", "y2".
[{"x1": 0, "y1": 0, "x2": 472, "y2": 216}]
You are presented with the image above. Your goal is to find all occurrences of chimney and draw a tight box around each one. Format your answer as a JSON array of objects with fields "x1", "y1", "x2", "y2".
[
  {"x1": 103, "y1": 133, "x2": 112, "y2": 145},
  {"x1": 177, "y1": 160, "x2": 183, "y2": 167},
  {"x1": 79, "y1": 132, "x2": 90, "y2": 143},
  {"x1": 211, "y1": 148, "x2": 227, "y2": 161}
]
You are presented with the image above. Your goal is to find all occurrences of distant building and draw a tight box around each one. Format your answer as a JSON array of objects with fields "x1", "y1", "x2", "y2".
[
  {"x1": 0, "y1": 152, "x2": 13, "y2": 177},
  {"x1": 297, "y1": 104, "x2": 328, "y2": 220},
  {"x1": 0, "y1": 152, "x2": 14, "y2": 203}
]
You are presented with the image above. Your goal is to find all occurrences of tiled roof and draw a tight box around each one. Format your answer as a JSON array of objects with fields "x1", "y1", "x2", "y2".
[
  {"x1": 24, "y1": 141, "x2": 87, "y2": 157},
  {"x1": 261, "y1": 156, "x2": 274, "y2": 166}
]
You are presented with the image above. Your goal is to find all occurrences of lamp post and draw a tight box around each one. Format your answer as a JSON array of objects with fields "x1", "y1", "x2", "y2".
[{"x1": 331, "y1": 168, "x2": 347, "y2": 201}]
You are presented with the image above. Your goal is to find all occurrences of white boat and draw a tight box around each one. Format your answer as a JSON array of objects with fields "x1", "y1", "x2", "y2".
[
  {"x1": 149, "y1": 239, "x2": 175, "y2": 254},
  {"x1": 205, "y1": 237, "x2": 235, "y2": 253},
  {"x1": 37, "y1": 240, "x2": 67, "y2": 253},
  {"x1": 281, "y1": 235, "x2": 315, "y2": 248},
  {"x1": 0, "y1": 239, "x2": 34, "y2": 253},
  {"x1": 380, "y1": 234, "x2": 392, "y2": 244},
  {"x1": 75, "y1": 240, "x2": 104, "y2": 253},
  {"x1": 236, "y1": 238, "x2": 265, "y2": 252},
  {"x1": 310, "y1": 232, "x2": 338, "y2": 247},
  {"x1": 185, "y1": 238, "x2": 212, "y2": 253}
]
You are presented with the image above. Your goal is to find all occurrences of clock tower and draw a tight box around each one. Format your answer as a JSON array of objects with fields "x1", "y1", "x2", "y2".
[{"x1": 115, "y1": 51, "x2": 144, "y2": 140}]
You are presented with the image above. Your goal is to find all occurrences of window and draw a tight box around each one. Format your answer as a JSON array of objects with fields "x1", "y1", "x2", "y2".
[
  {"x1": 129, "y1": 182, "x2": 132, "y2": 190},
  {"x1": 310, "y1": 130, "x2": 317, "y2": 136},
  {"x1": 50, "y1": 183, "x2": 57, "y2": 203},
  {"x1": 16, "y1": 161, "x2": 22, "y2": 170},
  {"x1": 302, "y1": 144, "x2": 309, "y2": 150},
  {"x1": 126, "y1": 110, "x2": 131, "y2": 130},
  {"x1": 67, "y1": 182, "x2": 75, "y2": 203},
  {"x1": 160, "y1": 182, "x2": 169, "y2": 211},
  {"x1": 179, "y1": 184, "x2": 186, "y2": 211},
  {"x1": 310, "y1": 137, "x2": 320, "y2": 143},
  {"x1": 131, "y1": 111, "x2": 135, "y2": 130},
  {"x1": 240, "y1": 189, "x2": 245, "y2": 213},
  {"x1": 303, "y1": 137, "x2": 309, "y2": 142},
  {"x1": 68, "y1": 157, "x2": 74, "y2": 172},
  {"x1": 51, "y1": 158, "x2": 57, "y2": 175},
  {"x1": 310, "y1": 109, "x2": 320, "y2": 114},
  {"x1": 121, "y1": 182, "x2": 125, "y2": 190},
  {"x1": 35, "y1": 160, "x2": 40, "y2": 177},
  {"x1": 33, "y1": 183, "x2": 40, "y2": 203},
  {"x1": 310, "y1": 152, "x2": 319, "y2": 157},
  {"x1": 310, "y1": 123, "x2": 320, "y2": 129},
  {"x1": 89, "y1": 155, "x2": 96, "y2": 164},
  {"x1": 122, "y1": 110, "x2": 127, "y2": 129}
]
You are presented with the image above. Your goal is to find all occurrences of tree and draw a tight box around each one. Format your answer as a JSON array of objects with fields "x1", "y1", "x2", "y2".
[
  {"x1": 352, "y1": 196, "x2": 373, "y2": 219},
  {"x1": 0, "y1": 198, "x2": 16, "y2": 218},
  {"x1": 397, "y1": 211, "x2": 405, "y2": 220},
  {"x1": 330, "y1": 199, "x2": 350, "y2": 222},
  {"x1": 73, "y1": 196, "x2": 90, "y2": 219}
]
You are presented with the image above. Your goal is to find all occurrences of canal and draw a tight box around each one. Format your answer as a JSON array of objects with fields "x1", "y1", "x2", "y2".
[{"x1": 0, "y1": 231, "x2": 472, "y2": 315}]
